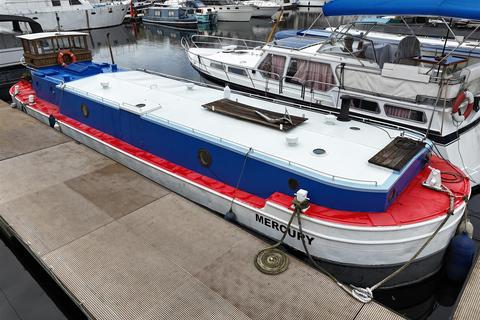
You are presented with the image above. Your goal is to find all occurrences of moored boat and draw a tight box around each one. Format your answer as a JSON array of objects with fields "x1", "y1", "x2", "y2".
[
  {"x1": 184, "y1": 0, "x2": 218, "y2": 24},
  {"x1": 184, "y1": 0, "x2": 480, "y2": 187},
  {"x1": 143, "y1": 5, "x2": 198, "y2": 29},
  {"x1": 243, "y1": 0, "x2": 280, "y2": 18},
  {"x1": 10, "y1": 32, "x2": 471, "y2": 293},
  {"x1": 0, "y1": 0, "x2": 130, "y2": 31},
  {"x1": 201, "y1": 0, "x2": 253, "y2": 22}
]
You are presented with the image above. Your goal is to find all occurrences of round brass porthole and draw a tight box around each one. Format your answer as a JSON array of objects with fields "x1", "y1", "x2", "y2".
[
  {"x1": 198, "y1": 149, "x2": 212, "y2": 168},
  {"x1": 81, "y1": 103, "x2": 89, "y2": 118},
  {"x1": 288, "y1": 178, "x2": 299, "y2": 191}
]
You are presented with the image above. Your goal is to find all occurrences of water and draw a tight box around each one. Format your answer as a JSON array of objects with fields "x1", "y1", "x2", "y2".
[{"x1": 1, "y1": 11, "x2": 478, "y2": 319}]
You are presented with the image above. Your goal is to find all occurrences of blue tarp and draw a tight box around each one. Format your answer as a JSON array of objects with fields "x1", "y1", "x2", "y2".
[{"x1": 322, "y1": 0, "x2": 480, "y2": 20}]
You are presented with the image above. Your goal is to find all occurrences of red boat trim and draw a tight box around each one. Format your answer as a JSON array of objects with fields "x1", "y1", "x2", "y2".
[{"x1": 11, "y1": 81, "x2": 470, "y2": 227}]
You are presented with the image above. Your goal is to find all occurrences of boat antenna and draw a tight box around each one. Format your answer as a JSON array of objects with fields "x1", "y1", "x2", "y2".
[{"x1": 106, "y1": 33, "x2": 115, "y2": 65}]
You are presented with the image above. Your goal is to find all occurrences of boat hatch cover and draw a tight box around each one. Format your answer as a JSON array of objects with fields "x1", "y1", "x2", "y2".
[
  {"x1": 202, "y1": 98, "x2": 308, "y2": 131},
  {"x1": 368, "y1": 136, "x2": 426, "y2": 171}
]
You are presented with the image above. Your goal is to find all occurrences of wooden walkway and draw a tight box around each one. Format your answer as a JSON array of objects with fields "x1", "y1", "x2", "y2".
[
  {"x1": 453, "y1": 252, "x2": 480, "y2": 319},
  {"x1": 0, "y1": 100, "x2": 403, "y2": 320}
]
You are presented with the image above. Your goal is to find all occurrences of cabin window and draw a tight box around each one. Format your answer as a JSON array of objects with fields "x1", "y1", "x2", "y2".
[
  {"x1": 108, "y1": 7, "x2": 113, "y2": 13},
  {"x1": 69, "y1": 0, "x2": 81, "y2": 4},
  {"x1": 228, "y1": 66, "x2": 247, "y2": 77},
  {"x1": 51, "y1": 0, "x2": 61, "y2": 6},
  {"x1": 154, "y1": 9, "x2": 161, "y2": 16},
  {"x1": 285, "y1": 59, "x2": 335, "y2": 91},
  {"x1": 384, "y1": 105, "x2": 427, "y2": 123},
  {"x1": 38, "y1": 39, "x2": 54, "y2": 54},
  {"x1": 258, "y1": 54, "x2": 285, "y2": 80},
  {"x1": 342, "y1": 97, "x2": 380, "y2": 114},
  {"x1": 168, "y1": 10, "x2": 175, "y2": 17},
  {"x1": 210, "y1": 62, "x2": 224, "y2": 70}
]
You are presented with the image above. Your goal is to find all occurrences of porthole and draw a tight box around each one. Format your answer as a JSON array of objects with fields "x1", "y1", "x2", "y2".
[
  {"x1": 349, "y1": 126, "x2": 360, "y2": 131},
  {"x1": 198, "y1": 149, "x2": 212, "y2": 168},
  {"x1": 313, "y1": 148, "x2": 326, "y2": 155},
  {"x1": 388, "y1": 188, "x2": 396, "y2": 202},
  {"x1": 136, "y1": 103, "x2": 146, "y2": 108},
  {"x1": 288, "y1": 178, "x2": 299, "y2": 191},
  {"x1": 81, "y1": 103, "x2": 89, "y2": 118}
]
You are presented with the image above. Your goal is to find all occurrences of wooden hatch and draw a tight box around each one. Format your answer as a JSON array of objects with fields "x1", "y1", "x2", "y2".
[
  {"x1": 202, "y1": 98, "x2": 308, "y2": 131},
  {"x1": 369, "y1": 136, "x2": 426, "y2": 171}
]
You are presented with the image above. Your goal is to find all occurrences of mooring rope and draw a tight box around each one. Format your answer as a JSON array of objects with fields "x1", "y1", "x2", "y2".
[{"x1": 256, "y1": 184, "x2": 458, "y2": 304}]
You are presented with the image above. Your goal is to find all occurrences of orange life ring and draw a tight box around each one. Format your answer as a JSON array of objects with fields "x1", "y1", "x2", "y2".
[
  {"x1": 452, "y1": 90, "x2": 475, "y2": 121},
  {"x1": 57, "y1": 50, "x2": 77, "y2": 67}
]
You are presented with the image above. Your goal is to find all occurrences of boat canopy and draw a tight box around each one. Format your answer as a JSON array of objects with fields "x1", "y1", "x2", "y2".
[{"x1": 322, "y1": 0, "x2": 480, "y2": 21}]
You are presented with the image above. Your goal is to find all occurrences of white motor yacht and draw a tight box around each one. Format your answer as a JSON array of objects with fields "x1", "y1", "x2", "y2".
[
  {"x1": 243, "y1": 0, "x2": 280, "y2": 18},
  {"x1": 201, "y1": 0, "x2": 253, "y2": 21},
  {"x1": 0, "y1": 0, "x2": 130, "y2": 31}
]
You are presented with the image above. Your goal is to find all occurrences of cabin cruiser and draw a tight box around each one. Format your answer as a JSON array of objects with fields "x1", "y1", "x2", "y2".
[
  {"x1": 10, "y1": 32, "x2": 470, "y2": 293},
  {"x1": 184, "y1": 0, "x2": 218, "y2": 24},
  {"x1": 0, "y1": 15, "x2": 43, "y2": 100},
  {"x1": 184, "y1": 0, "x2": 480, "y2": 187},
  {"x1": 143, "y1": 5, "x2": 198, "y2": 28},
  {"x1": 0, "y1": 0, "x2": 130, "y2": 31},
  {"x1": 201, "y1": 0, "x2": 253, "y2": 22},
  {"x1": 243, "y1": 1, "x2": 280, "y2": 18}
]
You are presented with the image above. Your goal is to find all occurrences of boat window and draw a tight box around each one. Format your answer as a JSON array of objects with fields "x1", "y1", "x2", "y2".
[
  {"x1": 154, "y1": 9, "x2": 161, "y2": 16},
  {"x1": 51, "y1": 0, "x2": 61, "y2": 6},
  {"x1": 228, "y1": 66, "x2": 247, "y2": 76},
  {"x1": 342, "y1": 97, "x2": 380, "y2": 114},
  {"x1": 258, "y1": 54, "x2": 286, "y2": 80},
  {"x1": 38, "y1": 39, "x2": 54, "y2": 54},
  {"x1": 196, "y1": 9, "x2": 202, "y2": 13},
  {"x1": 210, "y1": 62, "x2": 224, "y2": 70},
  {"x1": 285, "y1": 59, "x2": 336, "y2": 92},
  {"x1": 385, "y1": 105, "x2": 427, "y2": 123},
  {"x1": 69, "y1": 0, "x2": 81, "y2": 4},
  {"x1": 168, "y1": 10, "x2": 175, "y2": 17}
]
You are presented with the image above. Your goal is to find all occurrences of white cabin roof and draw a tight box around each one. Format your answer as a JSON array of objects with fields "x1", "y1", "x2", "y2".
[
  {"x1": 61, "y1": 70, "x2": 423, "y2": 189},
  {"x1": 17, "y1": 32, "x2": 88, "y2": 40}
]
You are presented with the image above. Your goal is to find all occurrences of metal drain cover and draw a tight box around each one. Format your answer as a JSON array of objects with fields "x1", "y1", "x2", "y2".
[{"x1": 254, "y1": 248, "x2": 289, "y2": 275}]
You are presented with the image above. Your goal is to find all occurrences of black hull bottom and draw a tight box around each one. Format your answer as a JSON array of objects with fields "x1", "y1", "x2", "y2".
[{"x1": 309, "y1": 249, "x2": 446, "y2": 289}]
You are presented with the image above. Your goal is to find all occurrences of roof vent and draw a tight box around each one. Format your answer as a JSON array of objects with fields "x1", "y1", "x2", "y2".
[{"x1": 286, "y1": 134, "x2": 298, "y2": 146}]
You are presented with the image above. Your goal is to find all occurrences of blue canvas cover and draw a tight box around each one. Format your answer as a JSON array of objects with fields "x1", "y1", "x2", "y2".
[{"x1": 322, "y1": 0, "x2": 480, "y2": 20}]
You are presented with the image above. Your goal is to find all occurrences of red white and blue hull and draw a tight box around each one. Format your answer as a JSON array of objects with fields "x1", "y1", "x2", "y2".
[{"x1": 10, "y1": 68, "x2": 469, "y2": 288}]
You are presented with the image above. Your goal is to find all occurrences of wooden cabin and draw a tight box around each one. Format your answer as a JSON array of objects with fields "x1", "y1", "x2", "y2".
[{"x1": 17, "y1": 32, "x2": 92, "y2": 68}]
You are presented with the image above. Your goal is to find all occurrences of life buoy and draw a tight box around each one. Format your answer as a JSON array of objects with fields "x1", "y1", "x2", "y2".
[
  {"x1": 57, "y1": 50, "x2": 77, "y2": 67},
  {"x1": 452, "y1": 90, "x2": 475, "y2": 122}
]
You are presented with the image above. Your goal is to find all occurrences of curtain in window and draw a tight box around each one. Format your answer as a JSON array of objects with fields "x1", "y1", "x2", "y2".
[
  {"x1": 293, "y1": 60, "x2": 335, "y2": 91},
  {"x1": 259, "y1": 54, "x2": 285, "y2": 80}
]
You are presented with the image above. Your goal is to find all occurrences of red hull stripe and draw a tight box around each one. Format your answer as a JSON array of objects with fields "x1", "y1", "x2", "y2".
[{"x1": 11, "y1": 81, "x2": 470, "y2": 227}]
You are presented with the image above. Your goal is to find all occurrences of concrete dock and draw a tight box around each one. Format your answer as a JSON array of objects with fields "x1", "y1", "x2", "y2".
[{"x1": 0, "y1": 100, "x2": 403, "y2": 320}]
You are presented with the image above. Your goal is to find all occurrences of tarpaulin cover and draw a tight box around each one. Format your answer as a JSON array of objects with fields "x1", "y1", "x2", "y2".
[{"x1": 322, "y1": 0, "x2": 480, "y2": 20}]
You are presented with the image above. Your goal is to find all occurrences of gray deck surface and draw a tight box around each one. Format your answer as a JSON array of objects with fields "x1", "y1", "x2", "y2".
[{"x1": 0, "y1": 100, "x2": 403, "y2": 320}]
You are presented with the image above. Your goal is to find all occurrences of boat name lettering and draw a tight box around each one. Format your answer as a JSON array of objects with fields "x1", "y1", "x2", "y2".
[{"x1": 255, "y1": 214, "x2": 314, "y2": 245}]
